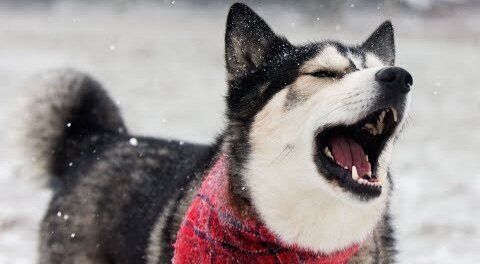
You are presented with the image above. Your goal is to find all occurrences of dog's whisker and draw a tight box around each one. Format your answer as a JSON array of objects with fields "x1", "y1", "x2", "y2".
[{"x1": 271, "y1": 144, "x2": 295, "y2": 164}]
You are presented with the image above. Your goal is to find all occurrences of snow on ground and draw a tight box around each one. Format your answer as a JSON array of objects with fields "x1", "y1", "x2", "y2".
[{"x1": 0, "y1": 3, "x2": 479, "y2": 263}]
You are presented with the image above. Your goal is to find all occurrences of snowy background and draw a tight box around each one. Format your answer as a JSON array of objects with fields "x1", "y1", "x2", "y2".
[{"x1": 1, "y1": 0, "x2": 479, "y2": 263}]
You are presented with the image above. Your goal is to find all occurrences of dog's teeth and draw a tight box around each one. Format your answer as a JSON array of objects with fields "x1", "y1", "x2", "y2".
[
  {"x1": 323, "y1": 147, "x2": 334, "y2": 160},
  {"x1": 391, "y1": 108, "x2": 398, "y2": 122},
  {"x1": 351, "y1": 166, "x2": 359, "y2": 180},
  {"x1": 363, "y1": 123, "x2": 377, "y2": 135},
  {"x1": 377, "y1": 111, "x2": 385, "y2": 134},
  {"x1": 367, "y1": 171, "x2": 372, "y2": 177},
  {"x1": 377, "y1": 120, "x2": 384, "y2": 134},
  {"x1": 365, "y1": 155, "x2": 369, "y2": 162},
  {"x1": 379, "y1": 110, "x2": 386, "y2": 122}
]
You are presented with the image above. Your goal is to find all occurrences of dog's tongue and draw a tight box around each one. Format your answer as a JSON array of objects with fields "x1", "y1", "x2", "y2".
[{"x1": 328, "y1": 136, "x2": 371, "y2": 177}]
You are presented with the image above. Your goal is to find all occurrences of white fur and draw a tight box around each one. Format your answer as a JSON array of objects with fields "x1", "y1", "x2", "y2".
[
  {"x1": 146, "y1": 196, "x2": 178, "y2": 264},
  {"x1": 365, "y1": 53, "x2": 385, "y2": 68},
  {"x1": 301, "y1": 46, "x2": 350, "y2": 74},
  {"x1": 245, "y1": 48, "x2": 409, "y2": 253},
  {"x1": 347, "y1": 52, "x2": 364, "y2": 70}
]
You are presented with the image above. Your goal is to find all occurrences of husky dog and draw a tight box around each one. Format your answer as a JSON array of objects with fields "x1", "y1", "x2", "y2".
[{"x1": 24, "y1": 3, "x2": 412, "y2": 264}]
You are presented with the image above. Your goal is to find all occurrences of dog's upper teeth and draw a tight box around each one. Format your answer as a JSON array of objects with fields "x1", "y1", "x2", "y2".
[
  {"x1": 377, "y1": 110, "x2": 386, "y2": 134},
  {"x1": 323, "y1": 147, "x2": 334, "y2": 160},
  {"x1": 363, "y1": 123, "x2": 378, "y2": 135},
  {"x1": 379, "y1": 110, "x2": 387, "y2": 122},
  {"x1": 351, "y1": 165, "x2": 359, "y2": 180},
  {"x1": 391, "y1": 107, "x2": 398, "y2": 122},
  {"x1": 365, "y1": 154, "x2": 369, "y2": 162},
  {"x1": 377, "y1": 120, "x2": 384, "y2": 134}
]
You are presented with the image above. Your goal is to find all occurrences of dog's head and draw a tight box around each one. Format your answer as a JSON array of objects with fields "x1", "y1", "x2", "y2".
[{"x1": 224, "y1": 3, "x2": 412, "y2": 253}]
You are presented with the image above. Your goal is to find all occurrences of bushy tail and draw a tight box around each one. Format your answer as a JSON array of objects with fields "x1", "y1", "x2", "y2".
[{"x1": 21, "y1": 68, "x2": 127, "y2": 185}]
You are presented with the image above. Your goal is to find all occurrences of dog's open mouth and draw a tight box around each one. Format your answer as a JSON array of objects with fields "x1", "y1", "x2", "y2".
[{"x1": 314, "y1": 108, "x2": 399, "y2": 199}]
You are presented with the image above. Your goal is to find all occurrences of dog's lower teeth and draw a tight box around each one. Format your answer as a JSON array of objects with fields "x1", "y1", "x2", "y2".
[
  {"x1": 351, "y1": 166, "x2": 359, "y2": 180},
  {"x1": 353, "y1": 169, "x2": 380, "y2": 186},
  {"x1": 323, "y1": 147, "x2": 334, "y2": 160}
]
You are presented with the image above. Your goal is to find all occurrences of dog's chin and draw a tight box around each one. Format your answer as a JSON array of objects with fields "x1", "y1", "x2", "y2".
[{"x1": 313, "y1": 107, "x2": 400, "y2": 201}]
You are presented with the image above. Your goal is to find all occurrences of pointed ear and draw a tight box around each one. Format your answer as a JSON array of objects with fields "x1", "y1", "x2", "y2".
[
  {"x1": 362, "y1": 21, "x2": 395, "y2": 65},
  {"x1": 225, "y1": 3, "x2": 285, "y2": 79}
]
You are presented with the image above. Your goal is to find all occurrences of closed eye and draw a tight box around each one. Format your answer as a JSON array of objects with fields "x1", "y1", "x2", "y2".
[{"x1": 308, "y1": 70, "x2": 341, "y2": 79}]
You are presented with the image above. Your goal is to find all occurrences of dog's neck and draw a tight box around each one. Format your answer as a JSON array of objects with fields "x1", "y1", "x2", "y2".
[{"x1": 173, "y1": 155, "x2": 360, "y2": 263}]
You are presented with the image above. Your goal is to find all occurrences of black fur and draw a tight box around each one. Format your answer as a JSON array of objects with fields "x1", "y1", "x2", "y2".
[
  {"x1": 50, "y1": 75, "x2": 127, "y2": 184},
  {"x1": 362, "y1": 21, "x2": 395, "y2": 65}
]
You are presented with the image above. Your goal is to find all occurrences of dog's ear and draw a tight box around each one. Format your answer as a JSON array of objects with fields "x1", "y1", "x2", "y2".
[
  {"x1": 225, "y1": 3, "x2": 285, "y2": 79},
  {"x1": 362, "y1": 21, "x2": 395, "y2": 65}
]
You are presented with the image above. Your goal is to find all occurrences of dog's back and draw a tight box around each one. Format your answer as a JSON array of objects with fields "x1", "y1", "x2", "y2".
[{"x1": 24, "y1": 69, "x2": 215, "y2": 264}]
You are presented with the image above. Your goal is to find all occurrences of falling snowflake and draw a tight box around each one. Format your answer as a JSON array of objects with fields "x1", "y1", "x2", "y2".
[{"x1": 130, "y1": 138, "x2": 138, "y2": 146}]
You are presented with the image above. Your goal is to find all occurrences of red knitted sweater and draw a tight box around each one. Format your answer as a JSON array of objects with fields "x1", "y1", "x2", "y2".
[{"x1": 172, "y1": 156, "x2": 360, "y2": 264}]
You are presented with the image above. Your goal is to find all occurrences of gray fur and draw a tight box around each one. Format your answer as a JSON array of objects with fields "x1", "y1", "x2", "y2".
[{"x1": 21, "y1": 68, "x2": 126, "y2": 184}]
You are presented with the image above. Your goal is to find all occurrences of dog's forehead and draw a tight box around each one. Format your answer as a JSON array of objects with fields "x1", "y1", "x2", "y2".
[{"x1": 299, "y1": 44, "x2": 384, "y2": 72}]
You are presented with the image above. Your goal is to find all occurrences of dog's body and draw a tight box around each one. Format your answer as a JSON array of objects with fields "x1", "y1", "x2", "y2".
[{"x1": 25, "y1": 3, "x2": 412, "y2": 264}]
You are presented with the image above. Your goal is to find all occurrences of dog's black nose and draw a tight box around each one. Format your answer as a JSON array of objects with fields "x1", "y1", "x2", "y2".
[{"x1": 375, "y1": 67, "x2": 413, "y2": 94}]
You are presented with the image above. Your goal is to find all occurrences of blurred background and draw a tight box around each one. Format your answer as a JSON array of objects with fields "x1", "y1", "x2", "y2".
[{"x1": 0, "y1": 0, "x2": 479, "y2": 263}]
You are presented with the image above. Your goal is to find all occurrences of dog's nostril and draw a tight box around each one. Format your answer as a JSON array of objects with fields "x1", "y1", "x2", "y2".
[{"x1": 404, "y1": 72, "x2": 413, "y2": 87}]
